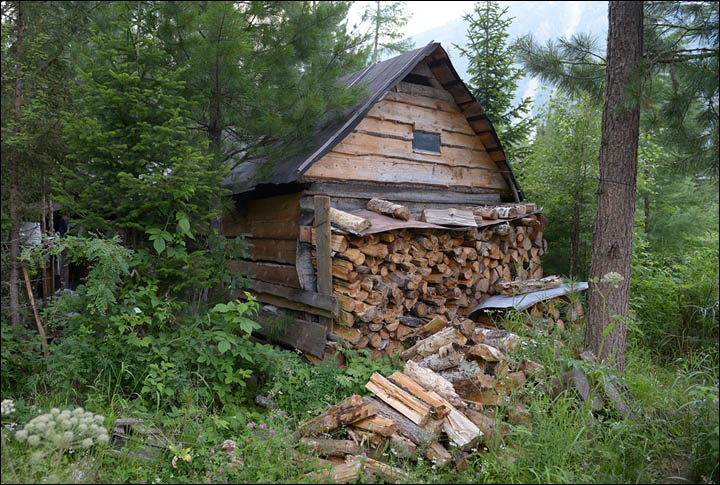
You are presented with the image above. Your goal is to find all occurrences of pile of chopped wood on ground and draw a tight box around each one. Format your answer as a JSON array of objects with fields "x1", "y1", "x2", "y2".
[
  {"x1": 297, "y1": 311, "x2": 550, "y2": 482},
  {"x1": 309, "y1": 200, "x2": 552, "y2": 360}
]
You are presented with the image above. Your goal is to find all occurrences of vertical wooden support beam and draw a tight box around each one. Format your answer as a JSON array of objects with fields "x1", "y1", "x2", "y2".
[{"x1": 314, "y1": 196, "x2": 333, "y2": 333}]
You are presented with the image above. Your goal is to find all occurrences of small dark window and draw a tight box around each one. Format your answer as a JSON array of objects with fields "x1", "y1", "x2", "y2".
[{"x1": 413, "y1": 131, "x2": 440, "y2": 153}]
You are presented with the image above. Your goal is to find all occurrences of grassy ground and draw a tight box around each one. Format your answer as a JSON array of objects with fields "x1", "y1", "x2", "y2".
[{"x1": 1, "y1": 313, "x2": 718, "y2": 484}]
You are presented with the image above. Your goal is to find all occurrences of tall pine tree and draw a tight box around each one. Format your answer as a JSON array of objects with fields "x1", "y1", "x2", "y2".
[{"x1": 455, "y1": 1, "x2": 534, "y2": 159}]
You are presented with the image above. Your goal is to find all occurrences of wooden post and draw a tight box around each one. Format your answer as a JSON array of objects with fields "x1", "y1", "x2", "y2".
[
  {"x1": 314, "y1": 196, "x2": 333, "y2": 333},
  {"x1": 21, "y1": 263, "x2": 49, "y2": 358}
]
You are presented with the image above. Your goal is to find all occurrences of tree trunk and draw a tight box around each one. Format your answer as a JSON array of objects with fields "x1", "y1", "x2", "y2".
[
  {"x1": 9, "y1": 3, "x2": 24, "y2": 328},
  {"x1": 584, "y1": 1, "x2": 643, "y2": 372},
  {"x1": 372, "y1": 1, "x2": 380, "y2": 64}
]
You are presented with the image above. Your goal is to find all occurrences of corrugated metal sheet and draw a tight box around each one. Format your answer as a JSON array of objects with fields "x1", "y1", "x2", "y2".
[{"x1": 468, "y1": 282, "x2": 589, "y2": 318}]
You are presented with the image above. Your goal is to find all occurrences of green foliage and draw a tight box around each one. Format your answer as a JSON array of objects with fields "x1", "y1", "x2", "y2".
[
  {"x1": 252, "y1": 343, "x2": 401, "y2": 421},
  {"x1": 630, "y1": 236, "x2": 719, "y2": 356},
  {"x1": 56, "y1": 2, "x2": 222, "y2": 245},
  {"x1": 360, "y1": 1, "x2": 414, "y2": 64},
  {"x1": 456, "y1": 1, "x2": 535, "y2": 157},
  {"x1": 517, "y1": 91, "x2": 600, "y2": 278},
  {"x1": 157, "y1": 1, "x2": 368, "y2": 167}
]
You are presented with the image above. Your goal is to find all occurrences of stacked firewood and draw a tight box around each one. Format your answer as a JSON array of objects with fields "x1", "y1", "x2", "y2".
[
  {"x1": 311, "y1": 203, "x2": 548, "y2": 357},
  {"x1": 297, "y1": 317, "x2": 546, "y2": 479}
]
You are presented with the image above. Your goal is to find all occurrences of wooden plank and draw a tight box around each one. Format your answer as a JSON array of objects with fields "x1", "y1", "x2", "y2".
[
  {"x1": 230, "y1": 260, "x2": 300, "y2": 288},
  {"x1": 248, "y1": 292, "x2": 334, "y2": 319},
  {"x1": 366, "y1": 98, "x2": 475, "y2": 135},
  {"x1": 255, "y1": 317, "x2": 328, "y2": 358},
  {"x1": 222, "y1": 192, "x2": 300, "y2": 238},
  {"x1": 383, "y1": 90, "x2": 459, "y2": 114},
  {"x1": 396, "y1": 81, "x2": 456, "y2": 103},
  {"x1": 387, "y1": 372, "x2": 450, "y2": 418},
  {"x1": 421, "y1": 208, "x2": 477, "y2": 227},
  {"x1": 364, "y1": 397, "x2": 435, "y2": 445},
  {"x1": 333, "y1": 131, "x2": 496, "y2": 169},
  {"x1": 365, "y1": 372, "x2": 432, "y2": 425},
  {"x1": 297, "y1": 395, "x2": 372, "y2": 437},
  {"x1": 354, "y1": 116, "x2": 492, "y2": 154},
  {"x1": 246, "y1": 238, "x2": 296, "y2": 264},
  {"x1": 223, "y1": 220, "x2": 298, "y2": 239},
  {"x1": 314, "y1": 196, "x2": 333, "y2": 334},
  {"x1": 306, "y1": 152, "x2": 509, "y2": 191},
  {"x1": 248, "y1": 280, "x2": 338, "y2": 317},
  {"x1": 427, "y1": 390, "x2": 482, "y2": 451},
  {"x1": 303, "y1": 182, "x2": 503, "y2": 205},
  {"x1": 299, "y1": 438, "x2": 362, "y2": 457}
]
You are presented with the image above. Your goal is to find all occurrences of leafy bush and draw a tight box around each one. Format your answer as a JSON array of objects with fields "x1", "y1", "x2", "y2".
[
  {"x1": 251, "y1": 343, "x2": 402, "y2": 421},
  {"x1": 630, "y1": 236, "x2": 719, "y2": 355}
]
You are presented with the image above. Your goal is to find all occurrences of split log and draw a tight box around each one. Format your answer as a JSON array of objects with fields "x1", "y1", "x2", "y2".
[
  {"x1": 416, "y1": 343, "x2": 465, "y2": 372},
  {"x1": 363, "y1": 397, "x2": 435, "y2": 446},
  {"x1": 299, "y1": 438, "x2": 362, "y2": 457},
  {"x1": 421, "y1": 208, "x2": 477, "y2": 227},
  {"x1": 495, "y1": 275, "x2": 562, "y2": 295},
  {"x1": 329, "y1": 208, "x2": 371, "y2": 233},
  {"x1": 297, "y1": 395, "x2": 378, "y2": 437},
  {"x1": 352, "y1": 415, "x2": 398, "y2": 437},
  {"x1": 425, "y1": 441, "x2": 452, "y2": 468},
  {"x1": 467, "y1": 343, "x2": 507, "y2": 362},
  {"x1": 402, "y1": 360, "x2": 464, "y2": 408},
  {"x1": 366, "y1": 198, "x2": 410, "y2": 221},
  {"x1": 400, "y1": 326, "x2": 466, "y2": 361},
  {"x1": 387, "y1": 371, "x2": 450, "y2": 419},
  {"x1": 427, "y1": 390, "x2": 482, "y2": 451},
  {"x1": 365, "y1": 372, "x2": 432, "y2": 425}
]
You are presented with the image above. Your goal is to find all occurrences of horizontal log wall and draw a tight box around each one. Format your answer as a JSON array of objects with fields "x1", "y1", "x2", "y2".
[
  {"x1": 303, "y1": 81, "x2": 511, "y2": 195},
  {"x1": 223, "y1": 192, "x2": 302, "y2": 288}
]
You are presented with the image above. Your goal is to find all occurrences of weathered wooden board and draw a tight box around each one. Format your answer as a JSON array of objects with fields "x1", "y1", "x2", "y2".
[
  {"x1": 223, "y1": 192, "x2": 301, "y2": 239},
  {"x1": 333, "y1": 131, "x2": 496, "y2": 169},
  {"x1": 305, "y1": 152, "x2": 509, "y2": 191},
  {"x1": 366, "y1": 98, "x2": 475, "y2": 135},
  {"x1": 255, "y1": 316, "x2": 328, "y2": 358},
  {"x1": 248, "y1": 279, "x2": 339, "y2": 317},
  {"x1": 245, "y1": 238, "x2": 297, "y2": 264},
  {"x1": 395, "y1": 81, "x2": 456, "y2": 103},
  {"x1": 230, "y1": 260, "x2": 301, "y2": 288},
  {"x1": 302, "y1": 182, "x2": 503, "y2": 205}
]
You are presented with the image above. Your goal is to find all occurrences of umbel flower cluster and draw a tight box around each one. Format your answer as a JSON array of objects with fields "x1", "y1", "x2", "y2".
[
  {"x1": 1, "y1": 399, "x2": 16, "y2": 416},
  {"x1": 14, "y1": 407, "x2": 110, "y2": 449}
]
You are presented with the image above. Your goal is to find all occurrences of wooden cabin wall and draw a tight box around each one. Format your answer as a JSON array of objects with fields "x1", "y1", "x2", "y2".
[
  {"x1": 223, "y1": 192, "x2": 302, "y2": 288},
  {"x1": 302, "y1": 80, "x2": 511, "y2": 196}
]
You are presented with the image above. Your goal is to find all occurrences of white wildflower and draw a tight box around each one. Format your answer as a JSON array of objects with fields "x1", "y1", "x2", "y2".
[
  {"x1": 15, "y1": 429, "x2": 28, "y2": 442},
  {"x1": 28, "y1": 435, "x2": 41, "y2": 446},
  {"x1": 1, "y1": 399, "x2": 17, "y2": 416},
  {"x1": 600, "y1": 271, "x2": 624, "y2": 288},
  {"x1": 81, "y1": 438, "x2": 93, "y2": 448}
]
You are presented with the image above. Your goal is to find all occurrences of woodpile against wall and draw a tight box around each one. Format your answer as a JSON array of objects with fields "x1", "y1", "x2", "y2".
[{"x1": 305, "y1": 200, "x2": 549, "y2": 359}]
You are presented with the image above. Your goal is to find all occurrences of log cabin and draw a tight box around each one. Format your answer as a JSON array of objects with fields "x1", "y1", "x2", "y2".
[{"x1": 221, "y1": 42, "x2": 546, "y2": 360}]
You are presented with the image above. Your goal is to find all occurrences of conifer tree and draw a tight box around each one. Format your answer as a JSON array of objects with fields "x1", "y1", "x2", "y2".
[
  {"x1": 157, "y1": 1, "x2": 368, "y2": 168},
  {"x1": 455, "y1": 1, "x2": 534, "y2": 158},
  {"x1": 361, "y1": 1, "x2": 414, "y2": 64},
  {"x1": 56, "y1": 2, "x2": 220, "y2": 249}
]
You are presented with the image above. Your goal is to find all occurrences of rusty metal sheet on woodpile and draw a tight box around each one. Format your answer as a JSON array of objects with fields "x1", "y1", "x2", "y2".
[{"x1": 468, "y1": 282, "x2": 589, "y2": 318}]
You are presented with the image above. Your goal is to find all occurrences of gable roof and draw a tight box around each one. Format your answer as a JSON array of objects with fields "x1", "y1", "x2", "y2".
[{"x1": 223, "y1": 41, "x2": 524, "y2": 200}]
